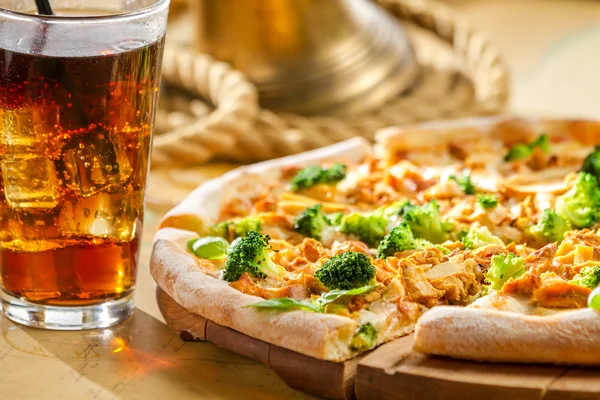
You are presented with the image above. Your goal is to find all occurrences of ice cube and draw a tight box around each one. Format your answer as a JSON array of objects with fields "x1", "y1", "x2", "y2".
[
  {"x1": 1, "y1": 154, "x2": 59, "y2": 208},
  {"x1": 57, "y1": 130, "x2": 132, "y2": 197},
  {"x1": 57, "y1": 190, "x2": 142, "y2": 242},
  {"x1": 0, "y1": 106, "x2": 60, "y2": 152}
]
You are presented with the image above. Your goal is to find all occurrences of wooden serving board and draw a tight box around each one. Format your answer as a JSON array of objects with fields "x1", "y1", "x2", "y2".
[{"x1": 156, "y1": 287, "x2": 600, "y2": 400}]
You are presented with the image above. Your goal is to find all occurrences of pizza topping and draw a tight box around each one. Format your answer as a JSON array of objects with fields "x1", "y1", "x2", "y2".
[
  {"x1": 477, "y1": 193, "x2": 499, "y2": 209},
  {"x1": 377, "y1": 222, "x2": 419, "y2": 259},
  {"x1": 316, "y1": 285, "x2": 379, "y2": 309},
  {"x1": 245, "y1": 297, "x2": 323, "y2": 313},
  {"x1": 245, "y1": 284, "x2": 379, "y2": 314},
  {"x1": 588, "y1": 286, "x2": 600, "y2": 308},
  {"x1": 449, "y1": 172, "x2": 476, "y2": 195},
  {"x1": 427, "y1": 262, "x2": 480, "y2": 305},
  {"x1": 526, "y1": 209, "x2": 569, "y2": 246},
  {"x1": 403, "y1": 200, "x2": 455, "y2": 244},
  {"x1": 504, "y1": 133, "x2": 549, "y2": 162},
  {"x1": 314, "y1": 251, "x2": 376, "y2": 290},
  {"x1": 293, "y1": 204, "x2": 337, "y2": 240},
  {"x1": 569, "y1": 264, "x2": 600, "y2": 289},
  {"x1": 501, "y1": 271, "x2": 539, "y2": 296},
  {"x1": 399, "y1": 260, "x2": 444, "y2": 306},
  {"x1": 209, "y1": 216, "x2": 262, "y2": 242},
  {"x1": 485, "y1": 253, "x2": 526, "y2": 290},
  {"x1": 232, "y1": 274, "x2": 310, "y2": 300},
  {"x1": 556, "y1": 172, "x2": 600, "y2": 228},
  {"x1": 524, "y1": 242, "x2": 557, "y2": 274},
  {"x1": 290, "y1": 163, "x2": 347, "y2": 192},
  {"x1": 339, "y1": 209, "x2": 388, "y2": 247},
  {"x1": 331, "y1": 240, "x2": 371, "y2": 256},
  {"x1": 580, "y1": 145, "x2": 600, "y2": 182},
  {"x1": 349, "y1": 323, "x2": 377, "y2": 352},
  {"x1": 187, "y1": 236, "x2": 229, "y2": 260},
  {"x1": 461, "y1": 226, "x2": 504, "y2": 250},
  {"x1": 222, "y1": 231, "x2": 287, "y2": 282},
  {"x1": 532, "y1": 273, "x2": 591, "y2": 308}
]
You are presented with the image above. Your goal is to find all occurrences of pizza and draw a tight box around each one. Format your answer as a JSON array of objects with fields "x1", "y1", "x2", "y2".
[{"x1": 151, "y1": 116, "x2": 600, "y2": 364}]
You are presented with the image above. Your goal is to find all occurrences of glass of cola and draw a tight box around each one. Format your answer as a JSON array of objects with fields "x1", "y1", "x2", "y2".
[{"x1": 0, "y1": 0, "x2": 169, "y2": 329}]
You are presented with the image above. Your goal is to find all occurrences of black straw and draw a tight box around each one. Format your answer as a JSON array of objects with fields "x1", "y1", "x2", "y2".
[{"x1": 35, "y1": 0, "x2": 54, "y2": 15}]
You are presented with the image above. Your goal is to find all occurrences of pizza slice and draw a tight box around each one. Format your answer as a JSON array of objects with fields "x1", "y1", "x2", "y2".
[{"x1": 152, "y1": 138, "x2": 480, "y2": 361}]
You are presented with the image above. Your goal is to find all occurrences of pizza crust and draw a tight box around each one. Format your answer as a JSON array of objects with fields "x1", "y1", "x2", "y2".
[
  {"x1": 414, "y1": 305, "x2": 600, "y2": 365},
  {"x1": 151, "y1": 138, "x2": 373, "y2": 362},
  {"x1": 375, "y1": 115, "x2": 600, "y2": 159},
  {"x1": 160, "y1": 137, "x2": 372, "y2": 234}
]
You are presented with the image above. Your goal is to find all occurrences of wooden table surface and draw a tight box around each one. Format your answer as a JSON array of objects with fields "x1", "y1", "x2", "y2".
[{"x1": 3, "y1": 1, "x2": 600, "y2": 399}]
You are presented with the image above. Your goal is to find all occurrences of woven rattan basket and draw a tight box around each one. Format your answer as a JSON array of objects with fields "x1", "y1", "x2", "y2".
[{"x1": 151, "y1": 0, "x2": 509, "y2": 168}]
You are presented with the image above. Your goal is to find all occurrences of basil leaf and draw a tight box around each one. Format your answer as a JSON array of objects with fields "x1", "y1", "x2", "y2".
[
  {"x1": 244, "y1": 298, "x2": 323, "y2": 313},
  {"x1": 434, "y1": 245, "x2": 451, "y2": 255},
  {"x1": 316, "y1": 285, "x2": 378, "y2": 308},
  {"x1": 187, "y1": 236, "x2": 229, "y2": 260},
  {"x1": 588, "y1": 287, "x2": 600, "y2": 309}
]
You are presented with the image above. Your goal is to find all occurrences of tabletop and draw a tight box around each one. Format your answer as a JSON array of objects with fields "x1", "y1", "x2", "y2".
[{"x1": 3, "y1": 0, "x2": 600, "y2": 399}]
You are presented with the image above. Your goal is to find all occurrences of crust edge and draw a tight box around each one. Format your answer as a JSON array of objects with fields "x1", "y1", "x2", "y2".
[{"x1": 414, "y1": 305, "x2": 600, "y2": 365}]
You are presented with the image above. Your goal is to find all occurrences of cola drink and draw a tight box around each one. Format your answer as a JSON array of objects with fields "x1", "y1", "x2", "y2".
[{"x1": 0, "y1": 31, "x2": 164, "y2": 306}]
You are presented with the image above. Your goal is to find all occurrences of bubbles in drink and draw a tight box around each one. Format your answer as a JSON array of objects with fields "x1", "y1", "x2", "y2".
[{"x1": 58, "y1": 130, "x2": 133, "y2": 197}]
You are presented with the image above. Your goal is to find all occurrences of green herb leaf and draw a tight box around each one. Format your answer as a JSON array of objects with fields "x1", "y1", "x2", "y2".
[
  {"x1": 316, "y1": 285, "x2": 378, "y2": 308},
  {"x1": 244, "y1": 298, "x2": 323, "y2": 313},
  {"x1": 504, "y1": 133, "x2": 549, "y2": 161},
  {"x1": 449, "y1": 173, "x2": 476, "y2": 195},
  {"x1": 434, "y1": 245, "x2": 451, "y2": 255},
  {"x1": 187, "y1": 236, "x2": 230, "y2": 260},
  {"x1": 588, "y1": 287, "x2": 600, "y2": 309}
]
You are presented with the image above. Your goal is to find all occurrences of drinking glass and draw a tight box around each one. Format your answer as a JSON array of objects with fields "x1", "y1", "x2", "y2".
[{"x1": 0, "y1": 0, "x2": 169, "y2": 329}]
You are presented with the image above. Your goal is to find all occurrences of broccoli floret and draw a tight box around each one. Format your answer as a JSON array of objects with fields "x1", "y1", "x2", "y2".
[
  {"x1": 477, "y1": 193, "x2": 499, "y2": 209},
  {"x1": 293, "y1": 204, "x2": 335, "y2": 240},
  {"x1": 415, "y1": 238, "x2": 434, "y2": 248},
  {"x1": 209, "y1": 217, "x2": 262, "y2": 240},
  {"x1": 349, "y1": 323, "x2": 378, "y2": 352},
  {"x1": 528, "y1": 209, "x2": 570, "y2": 244},
  {"x1": 382, "y1": 199, "x2": 412, "y2": 218},
  {"x1": 570, "y1": 265, "x2": 600, "y2": 289},
  {"x1": 411, "y1": 237, "x2": 450, "y2": 254},
  {"x1": 462, "y1": 225, "x2": 504, "y2": 250},
  {"x1": 315, "y1": 251, "x2": 376, "y2": 290},
  {"x1": 402, "y1": 200, "x2": 454, "y2": 244},
  {"x1": 328, "y1": 212, "x2": 344, "y2": 226},
  {"x1": 485, "y1": 253, "x2": 526, "y2": 290},
  {"x1": 340, "y1": 210, "x2": 387, "y2": 247},
  {"x1": 449, "y1": 173, "x2": 476, "y2": 195},
  {"x1": 556, "y1": 172, "x2": 600, "y2": 228},
  {"x1": 504, "y1": 133, "x2": 550, "y2": 161},
  {"x1": 222, "y1": 231, "x2": 285, "y2": 282},
  {"x1": 291, "y1": 163, "x2": 347, "y2": 191},
  {"x1": 377, "y1": 222, "x2": 419, "y2": 258},
  {"x1": 581, "y1": 146, "x2": 600, "y2": 182}
]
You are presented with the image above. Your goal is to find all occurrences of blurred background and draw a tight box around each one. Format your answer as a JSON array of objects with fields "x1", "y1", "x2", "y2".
[{"x1": 148, "y1": 0, "x2": 600, "y2": 210}]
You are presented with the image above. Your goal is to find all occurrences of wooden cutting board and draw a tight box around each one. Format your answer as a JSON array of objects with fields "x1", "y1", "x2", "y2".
[{"x1": 156, "y1": 287, "x2": 600, "y2": 400}]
